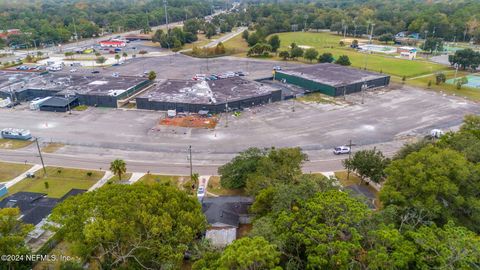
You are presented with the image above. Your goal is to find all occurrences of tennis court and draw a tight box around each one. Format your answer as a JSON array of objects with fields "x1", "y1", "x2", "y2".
[{"x1": 446, "y1": 74, "x2": 480, "y2": 88}]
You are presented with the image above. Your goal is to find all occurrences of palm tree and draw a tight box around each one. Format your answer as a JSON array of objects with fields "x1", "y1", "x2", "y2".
[
  {"x1": 122, "y1": 52, "x2": 128, "y2": 62},
  {"x1": 114, "y1": 54, "x2": 120, "y2": 63},
  {"x1": 110, "y1": 159, "x2": 127, "y2": 181}
]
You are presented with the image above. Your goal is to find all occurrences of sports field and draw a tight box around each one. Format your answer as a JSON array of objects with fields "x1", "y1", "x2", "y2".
[{"x1": 225, "y1": 31, "x2": 449, "y2": 78}]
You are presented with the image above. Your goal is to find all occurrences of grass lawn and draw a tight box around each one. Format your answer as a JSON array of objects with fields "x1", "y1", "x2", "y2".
[
  {"x1": 0, "y1": 162, "x2": 32, "y2": 182},
  {"x1": 224, "y1": 32, "x2": 249, "y2": 55},
  {"x1": 41, "y1": 143, "x2": 65, "y2": 153},
  {"x1": 207, "y1": 176, "x2": 246, "y2": 196},
  {"x1": 109, "y1": 172, "x2": 132, "y2": 182},
  {"x1": 334, "y1": 171, "x2": 381, "y2": 209},
  {"x1": 225, "y1": 31, "x2": 449, "y2": 78},
  {"x1": 137, "y1": 174, "x2": 189, "y2": 187},
  {"x1": 0, "y1": 139, "x2": 33, "y2": 149},
  {"x1": 401, "y1": 70, "x2": 480, "y2": 101},
  {"x1": 6, "y1": 167, "x2": 104, "y2": 198}
]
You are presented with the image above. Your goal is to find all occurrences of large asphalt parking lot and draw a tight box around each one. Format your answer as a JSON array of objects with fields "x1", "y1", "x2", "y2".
[
  {"x1": 105, "y1": 54, "x2": 305, "y2": 80},
  {"x1": 0, "y1": 82, "x2": 478, "y2": 172}
]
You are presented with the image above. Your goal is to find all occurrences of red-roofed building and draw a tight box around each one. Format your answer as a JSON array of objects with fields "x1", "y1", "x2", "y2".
[
  {"x1": 0, "y1": 29, "x2": 22, "y2": 39},
  {"x1": 99, "y1": 40, "x2": 126, "y2": 47}
]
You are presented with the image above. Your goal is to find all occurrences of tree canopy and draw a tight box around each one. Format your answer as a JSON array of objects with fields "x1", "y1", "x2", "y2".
[
  {"x1": 380, "y1": 145, "x2": 480, "y2": 232},
  {"x1": 0, "y1": 208, "x2": 33, "y2": 270},
  {"x1": 50, "y1": 184, "x2": 206, "y2": 269}
]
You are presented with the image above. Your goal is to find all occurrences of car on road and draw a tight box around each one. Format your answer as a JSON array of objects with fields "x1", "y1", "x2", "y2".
[
  {"x1": 273, "y1": 66, "x2": 282, "y2": 71},
  {"x1": 91, "y1": 70, "x2": 100, "y2": 74},
  {"x1": 333, "y1": 146, "x2": 351, "y2": 155},
  {"x1": 70, "y1": 68, "x2": 77, "y2": 73},
  {"x1": 197, "y1": 186, "x2": 205, "y2": 196},
  {"x1": 112, "y1": 72, "x2": 119, "y2": 77},
  {"x1": 193, "y1": 74, "x2": 206, "y2": 81}
]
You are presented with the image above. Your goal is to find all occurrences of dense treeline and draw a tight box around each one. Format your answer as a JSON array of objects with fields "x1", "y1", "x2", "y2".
[
  {"x1": 0, "y1": 0, "x2": 222, "y2": 47},
  {"x1": 203, "y1": 115, "x2": 480, "y2": 269},
  {"x1": 240, "y1": 0, "x2": 480, "y2": 43}
]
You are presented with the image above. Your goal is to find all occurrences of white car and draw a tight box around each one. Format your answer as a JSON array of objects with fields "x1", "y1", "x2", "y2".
[
  {"x1": 69, "y1": 68, "x2": 77, "y2": 73},
  {"x1": 112, "y1": 72, "x2": 120, "y2": 77},
  {"x1": 273, "y1": 66, "x2": 282, "y2": 71},
  {"x1": 430, "y1": 129, "x2": 444, "y2": 138},
  {"x1": 333, "y1": 146, "x2": 351, "y2": 155}
]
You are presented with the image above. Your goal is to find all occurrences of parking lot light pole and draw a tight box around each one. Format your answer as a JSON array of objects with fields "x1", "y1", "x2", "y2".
[
  {"x1": 188, "y1": 145, "x2": 192, "y2": 178},
  {"x1": 225, "y1": 98, "x2": 229, "y2": 127}
]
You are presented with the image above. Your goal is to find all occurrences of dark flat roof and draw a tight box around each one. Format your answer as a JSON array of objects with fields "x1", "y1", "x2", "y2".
[
  {"x1": 0, "y1": 71, "x2": 148, "y2": 97},
  {"x1": 139, "y1": 77, "x2": 278, "y2": 104},
  {"x1": 277, "y1": 63, "x2": 389, "y2": 87},
  {"x1": 202, "y1": 196, "x2": 253, "y2": 227},
  {"x1": 0, "y1": 189, "x2": 87, "y2": 225},
  {"x1": 40, "y1": 96, "x2": 78, "y2": 107}
]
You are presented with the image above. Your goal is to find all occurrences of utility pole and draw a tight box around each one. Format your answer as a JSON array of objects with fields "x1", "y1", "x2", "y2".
[
  {"x1": 369, "y1": 23, "x2": 375, "y2": 44},
  {"x1": 188, "y1": 145, "x2": 193, "y2": 177},
  {"x1": 163, "y1": 0, "x2": 169, "y2": 30},
  {"x1": 346, "y1": 139, "x2": 353, "y2": 180},
  {"x1": 66, "y1": 95, "x2": 71, "y2": 114},
  {"x1": 35, "y1": 138, "x2": 47, "y2": 176},
  {"x1": 361, "y1": 81, "x2": 367, "y2": 104},
  {"x1": 73, "y1": 17, "x2": 79, "y2": 45}
]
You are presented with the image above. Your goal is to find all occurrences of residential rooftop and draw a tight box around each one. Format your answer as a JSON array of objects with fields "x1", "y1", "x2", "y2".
[
  {"x1": 0, "y1": 189, "x2": 86, "y2": 225},
  {"x1": 0, "y1": 71, "x2": 148, "y2": 97},
  {"x1": 139, "y1": 77, "x2": 277, "y2": 104},
  {"x1": 277, "y1": 63, "x2": 389, "y2": 87}
]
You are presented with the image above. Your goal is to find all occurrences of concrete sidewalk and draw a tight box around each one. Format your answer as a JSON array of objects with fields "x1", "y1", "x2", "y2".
[
  {"x1": 127, "y1": 172, "x2": 146, "y2": 184},
  {"x1": 89, "y1": 170, "x2": 113, "y2": 191}
]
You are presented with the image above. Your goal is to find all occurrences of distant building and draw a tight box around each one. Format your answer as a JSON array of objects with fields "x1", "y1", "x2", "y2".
[
  {"x1": 124, "y1": 34, "x2": 152, "y2": 41},
  {"x1": 39, "y1": 96, "x2": 79, "y2": 112},
  {"x1": 202, "y1": 196, "x2": 253, "y2": 247},
  {"x1": 0, "y1": 184, "x2": 7, "y2": 197},
  {"x1": 0, "y1": 29, "x2": 21, "y2": 39},
  {"x1": 274, "y1": 63, "x2": 390, "y2": 97},
  {"x1": 99, "y1": 40, "x2": 126, "y2": 47},
  {"x1": 0, "y1": 71, "x2": 150, "y2": 108},
  {"x1": 397, "y1": 46, "x2": 417, "y2": 60}
]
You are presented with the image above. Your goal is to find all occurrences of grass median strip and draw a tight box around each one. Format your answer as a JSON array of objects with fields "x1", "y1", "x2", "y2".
[{"x1": 0, "y1": 139, "x2": 33, "y2": 149}]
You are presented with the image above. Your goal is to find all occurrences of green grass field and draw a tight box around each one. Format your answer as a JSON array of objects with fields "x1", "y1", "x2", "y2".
[
  {"x1": 5, "y1": 167, "x2": 104, "y2": 198},
  {"x1": 0, "y1": 162, "x2": 32, "y2": 182},
  {"x1": 137, "y1": 174, "x2": 188, "y2": 187},
  {"x1": 206, "y1": 176, "x2": 246, "y2": 196},
  {"x1": 224, "y1": 31, "x2": 449, "y2": 78}
]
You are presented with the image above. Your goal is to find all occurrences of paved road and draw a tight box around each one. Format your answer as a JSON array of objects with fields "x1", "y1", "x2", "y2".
[{"x1": 203, "y1": 27, "x2": 247, "y2": 48}]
